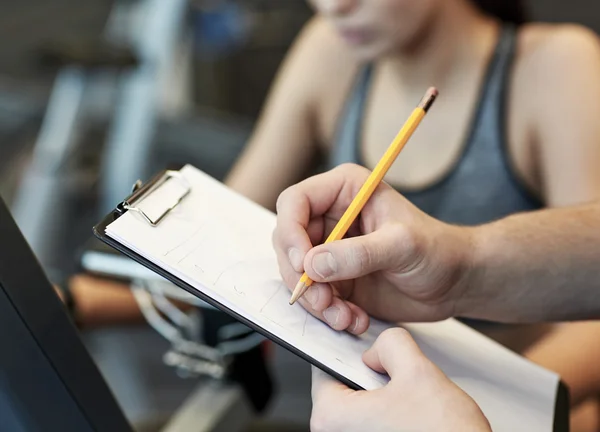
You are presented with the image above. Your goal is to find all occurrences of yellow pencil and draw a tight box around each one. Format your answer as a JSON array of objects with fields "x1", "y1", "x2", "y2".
[{"x1": 289, "y1": 87, "x2": 438, "y2": 305}]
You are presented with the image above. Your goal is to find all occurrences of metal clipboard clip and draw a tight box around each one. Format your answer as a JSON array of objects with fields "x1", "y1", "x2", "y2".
[{"x1": 119, "y1": 170, "x2": 191, "y2": 226}]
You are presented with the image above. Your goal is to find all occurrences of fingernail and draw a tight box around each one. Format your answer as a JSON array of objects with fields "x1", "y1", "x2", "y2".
[
  {"x1": 305, "y1": 286, "x2": 319, "y2": 306},
  {"x1": 350, "y1": 316, "x2": 360, "y2": 333},
  {"x1": 312, "y1": 252, "x2": 337, "y2": 278},
  {"x1": 288, "y1": 248, "x2": 303, "y2": 272},
  {"x1": 323, "y1": 307, "x2": 340, "y2": 327}
]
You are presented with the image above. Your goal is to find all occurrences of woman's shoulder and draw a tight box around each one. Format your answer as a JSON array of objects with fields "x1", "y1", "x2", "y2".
[
  {"x1": 510, "y1": 23, "x2": 600, "y2": 205},
  {"x1": 518, "y1": 22, "x2": 599, "y2": 48},
  {"x1": 515, "y1": 22, "x2": 600, "y2": 81},
  {"x1": 510, "y1": 22, "x2": 600, "y2": 126}
]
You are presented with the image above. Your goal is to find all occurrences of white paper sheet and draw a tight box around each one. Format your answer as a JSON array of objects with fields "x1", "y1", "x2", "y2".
[{"x1": 106, "y1": 165, "x2": 560, "y2": 431}]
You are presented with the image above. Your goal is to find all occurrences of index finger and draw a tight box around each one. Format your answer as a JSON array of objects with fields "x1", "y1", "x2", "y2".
[
  {"x1": 272, "y1": 164, "x2": 371, "y2": 267},
  {"x1": 272, "y1": 169, "x2": 347, "y2": 277},
  {"x1": 276, "y1": 164, "x2": 371, "y2": 223}
]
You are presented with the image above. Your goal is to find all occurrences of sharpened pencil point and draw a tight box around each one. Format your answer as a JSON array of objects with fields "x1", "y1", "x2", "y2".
[{"x1": 289, "y1": 280, "x2": 308, "y2": 305}]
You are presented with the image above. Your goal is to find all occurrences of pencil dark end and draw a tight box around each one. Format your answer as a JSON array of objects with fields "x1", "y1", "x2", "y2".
[{"x1": 418, "y1": 87, "x2": 439, "y2": 112}]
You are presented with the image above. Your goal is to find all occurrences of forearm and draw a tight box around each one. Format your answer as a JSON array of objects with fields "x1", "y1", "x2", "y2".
[
  {"x1": 69, "y1": 275, "x2": 145, "y2": 328},
  {"x1": 68, "y1": 275, "x2": 195, "y2": 328},
  {"x1": 458, "y1": 202, "x2": 600, "y2": 322}
]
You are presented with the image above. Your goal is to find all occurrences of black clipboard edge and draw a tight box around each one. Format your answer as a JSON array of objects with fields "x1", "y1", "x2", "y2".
[
  {"x1": 93, "y1": 211, "x2": 570, "y2": 430},
  {"x1": 93, "y1": 211, "x2": 365, "y2": 392},
  {"x1": 553, "y1": 381, "x2": 570, "y2": 432}
]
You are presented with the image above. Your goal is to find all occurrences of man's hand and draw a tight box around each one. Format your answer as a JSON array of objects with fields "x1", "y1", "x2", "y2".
[
  {"x1": 310, "y1": 328, "x2": 491, "y2": 432},
  {"x1": 272, "y1": 163, "x2": 473, "y2": 333}
]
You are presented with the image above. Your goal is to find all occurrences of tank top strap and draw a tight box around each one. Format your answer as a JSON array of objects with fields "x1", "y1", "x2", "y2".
[{"x1": 329, "y1": 23, "x2": 518, "y2": 171}]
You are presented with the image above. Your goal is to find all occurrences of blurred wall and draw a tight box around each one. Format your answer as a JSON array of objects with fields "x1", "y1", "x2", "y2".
[
  {"x1": 192, "y1": 1, "x2": 313, "y2": 119},
  {"x1": 0, "y1": 0, "x2": 599, "y2": 118},
  {"x1": 0, "y1": 0, "x2": 111, "y2": 83},
  {"x1": 529, "y1": 0, "x2": 600, "y2": 32}
]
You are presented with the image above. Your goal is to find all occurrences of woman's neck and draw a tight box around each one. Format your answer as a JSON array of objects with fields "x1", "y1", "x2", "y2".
[{"x1": 381, "y1": 2, "x2": 501, "y2": 92}]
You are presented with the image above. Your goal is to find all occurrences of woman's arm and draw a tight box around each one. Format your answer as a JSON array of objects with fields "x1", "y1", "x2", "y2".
[
  {"x1": 525, "y1": 25, "x2": 600, "y2": 207},
  {"x1": 519, "y1": 24, "x2": 600, "y2": 409},
  {"x1": 525, "y1": 322, "x2": 600, "y2": 407}
]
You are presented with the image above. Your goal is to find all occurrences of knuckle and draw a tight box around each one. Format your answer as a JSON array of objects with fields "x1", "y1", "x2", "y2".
[
  {"x1": 390, "y1": 223, "x2": 416, "y2": 252},
  {"x1": 336, "y1": 163, "x2": 369, "y2": 178},
  {"x1": 349, "y1": 236, "x2": 389, "y2": 274},
  {"x1": 379, "y1": 328, "x2": 430, "y2": 378},
  {"x1": 271, "y1": 227, "x2": 289, "y2": 255},
  {"x1": 349, "y1": 241, "x2": 374, "y2": 274},
  {"x1": 335, "y1": 162, "x2": 358, "y2": 173},
  {"x1": 388, "y1": 224, "x2": 422, "y2": 268}
]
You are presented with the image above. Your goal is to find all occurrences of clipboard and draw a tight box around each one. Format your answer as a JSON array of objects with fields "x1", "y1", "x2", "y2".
[
  {"x1": 94, "y1": 166, "x2": 570, "y2": 431},
  {"x1": 93, "y1": 169, "x2": 366, "y2": 391}
]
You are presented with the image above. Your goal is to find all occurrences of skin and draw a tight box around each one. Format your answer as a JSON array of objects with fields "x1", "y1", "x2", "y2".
[
  {"x1": 311, "y1": 328, "x2": 491, "y2": 432},
  {"x1": 274, "y1": 164, "x2": 600, "y2": 327},
  {"x1": 273, "y1": 163, "x2": 600, "y2": 430}
]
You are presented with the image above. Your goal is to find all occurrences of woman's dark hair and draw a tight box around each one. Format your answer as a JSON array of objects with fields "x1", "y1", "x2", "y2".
[{"x1": 472, "y1": 0, "x2": 529, "y2": 25}]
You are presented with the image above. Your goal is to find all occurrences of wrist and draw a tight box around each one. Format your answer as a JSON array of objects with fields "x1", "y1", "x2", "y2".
[{"x1": 451, "y1": 225, "x2": 485, "y2": 319}]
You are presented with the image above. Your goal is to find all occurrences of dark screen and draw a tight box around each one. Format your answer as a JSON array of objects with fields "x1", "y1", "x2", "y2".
[{"x1": 0, "y1": 198, "x2": 131, "y2": 432}]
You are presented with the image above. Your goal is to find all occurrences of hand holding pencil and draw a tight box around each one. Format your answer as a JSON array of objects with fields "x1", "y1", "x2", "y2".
[{"x1": 289, "y1": 87, "x2": 439, "y2": 306}]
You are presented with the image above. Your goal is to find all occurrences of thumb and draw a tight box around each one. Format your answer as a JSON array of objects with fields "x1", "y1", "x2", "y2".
[
  {"x1": 362, "y1": 328, "x2": 426, "y2": 378},
  {"x1": 304, "y1": 224, "x2": 422, "y2": 282}
]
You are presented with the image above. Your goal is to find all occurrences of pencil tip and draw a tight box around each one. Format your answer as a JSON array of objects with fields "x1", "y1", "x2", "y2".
[
  {"x1": 289, "y1": 280, "x2": 307, "y2": 305},
  {"x1": 289, "y1": 292, "x2": 300, "y2": 305}
]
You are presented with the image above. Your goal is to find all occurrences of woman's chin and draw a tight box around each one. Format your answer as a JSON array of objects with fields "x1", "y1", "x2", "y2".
[{"x1": 347, "y1": 42, "x2": 388, "y2": 63}]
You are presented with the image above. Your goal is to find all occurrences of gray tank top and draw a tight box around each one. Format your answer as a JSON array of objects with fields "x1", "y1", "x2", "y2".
[{"x1": 329, "y1": 24, "x2": 542, "y2": 226}]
